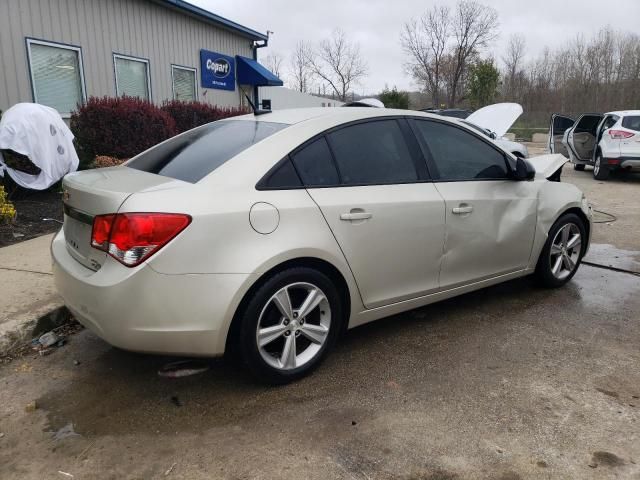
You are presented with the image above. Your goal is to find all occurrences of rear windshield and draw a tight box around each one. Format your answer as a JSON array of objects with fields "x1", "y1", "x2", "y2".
[
  {"x1": 621, "y1": 116, "x2": 640, "y2": 132},
  {"x1": 127, "y1": 120, "x2": 288, "y2": 183}
]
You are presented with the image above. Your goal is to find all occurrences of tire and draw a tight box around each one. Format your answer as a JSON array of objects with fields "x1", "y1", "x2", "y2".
[
  {"x1": 593, "y1": 153, "x2": 609, "y2": 180},
  {"x1": 238, "y1": 267, "x2": 343, "y2": 384},
  {"x1": 535, "y1": 213, "x2": 586, "y2": 288},
  {"x1": 573, "y1": 163, "x2": 585, "y2": 171}
]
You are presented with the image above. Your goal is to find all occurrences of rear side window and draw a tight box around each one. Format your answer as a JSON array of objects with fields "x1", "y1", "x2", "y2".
[
  {"x1": 622, "y1": 116, "x2": 640, "y2": 132},
  {"x1": 553, "y1": 115, "x2": 575, "y2": 135},
  {"x1": 574, "y1": 115, "x2": 602, "y2": 134},
  {"x1": 127, "y1": 120, "x2": 288, "y2": 183},
  {"x1": 326, "y1": 120, "x2": 418, "y2": 185},
  {"x1": 413, "y1": 120, "x2": 509, "y2": 181},
  {"x1": 291, "y1": 137, "x2": 339, "y2": 187}
]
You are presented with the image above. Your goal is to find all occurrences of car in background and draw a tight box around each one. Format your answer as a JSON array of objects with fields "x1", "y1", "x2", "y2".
[
  {"x1": 53, "y1": 107, "x2": 591, "y2": 383},
  {"x1": 549, "y1": 110, "x2": 640, "y2": 180}
]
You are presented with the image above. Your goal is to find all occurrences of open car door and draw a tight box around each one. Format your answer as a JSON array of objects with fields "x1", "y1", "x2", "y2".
[
  {"x1": 567, "y1": 113, "x2": 604, "y2": 161},
  {"x1": 549, "y1": 114, "x2": 574, "y2": 157}
]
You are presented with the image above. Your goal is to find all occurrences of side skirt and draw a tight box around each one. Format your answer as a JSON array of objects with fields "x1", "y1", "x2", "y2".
[{"x1": 349, "y1": 269, "x2": 533, "y2": 329}]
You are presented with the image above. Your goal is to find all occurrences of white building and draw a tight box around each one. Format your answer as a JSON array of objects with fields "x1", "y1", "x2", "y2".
[{"x1": 258, "y1": 87, "x2": 344, "y2": 110}]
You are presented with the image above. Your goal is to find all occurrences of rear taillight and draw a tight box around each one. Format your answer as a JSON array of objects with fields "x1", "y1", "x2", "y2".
[
  {"x1": 609, "y1": 130, "x2": 634, "y2": 139},
  {"x1": 91, "y1": 213, "x2": 191, "y2": 267}
]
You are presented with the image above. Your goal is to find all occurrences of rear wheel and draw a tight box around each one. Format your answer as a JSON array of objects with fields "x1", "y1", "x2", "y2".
[
  {"x1": 573, "y1": 163, "x2": 585, "y2": 171},
  {"x1": 239, "y1": 267, "x2": 342, "y2": 384},
  {"x1": 535, "y1": 213, "x2": 586, "y2": 288},
  {"x1": 593, "y1": 153, "x2": 609, "y2": 180}
]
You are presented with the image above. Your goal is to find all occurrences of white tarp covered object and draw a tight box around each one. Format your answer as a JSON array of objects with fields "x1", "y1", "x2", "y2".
[{"x1": 0, "y1": 103, "x2": 79, "y2": 190}]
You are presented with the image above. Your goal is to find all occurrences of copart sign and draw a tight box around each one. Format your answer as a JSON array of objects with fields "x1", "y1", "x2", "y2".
[{"x1": 200, "y1": 50, "x2": 235, "y2": 91}]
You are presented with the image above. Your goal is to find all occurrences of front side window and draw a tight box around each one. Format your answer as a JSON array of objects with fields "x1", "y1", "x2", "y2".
[
  {"x1": 172, "y1": 65, "x2": 197, "y2": 101},
  {"x1": 413, "y1": 120, "x2": 509, "y2": 181},
  {"x1": 326, "y1": 120, "x2": 418, "y2": 185},
  {"x1": 127, "y1": 120, "x2": 288, "y2": 183},
  {"x1": 27, "y1": 39, "x2": 85, "y2": 117},
  {"x1": 114, "y1": 54, "x2": 150, "y2": 99}
]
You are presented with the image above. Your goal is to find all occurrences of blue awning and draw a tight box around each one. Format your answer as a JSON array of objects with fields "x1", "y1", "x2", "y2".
[{"x1": 236, "y1": 56, "x2": 283, "y2": 87}]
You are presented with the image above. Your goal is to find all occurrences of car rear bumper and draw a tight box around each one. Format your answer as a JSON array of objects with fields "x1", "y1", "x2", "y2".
[
  {"x1": 619, "y1": 157, "x2": 640, "y2": 170},
  {"x1": 51, "y1": 229, "x2": 253, "y2": 356}
]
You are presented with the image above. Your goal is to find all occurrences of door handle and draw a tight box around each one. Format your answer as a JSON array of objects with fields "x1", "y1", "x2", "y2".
[
  {"x1": 452, "y1": 205, "x2": 473, "y2": 215},
  {"x1": 340, "y1": 211, "x2": 372, "y2": 221}
]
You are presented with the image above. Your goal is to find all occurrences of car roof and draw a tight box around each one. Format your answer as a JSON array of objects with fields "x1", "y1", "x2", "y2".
[
  {"x1": 230, "y1": 107, "x2": 439, "y2": 126},
  {"x1": 605, "y1": 110, "x2": 640, "y2": 116}
]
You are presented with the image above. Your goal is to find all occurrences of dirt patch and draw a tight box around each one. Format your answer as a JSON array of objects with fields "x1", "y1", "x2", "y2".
[
  {"x1": 591, "y1": 451, "x2": 625, "y2": 467},
  {"x1": 0, "y1": 184, "x2": 62, "y2": 247}
]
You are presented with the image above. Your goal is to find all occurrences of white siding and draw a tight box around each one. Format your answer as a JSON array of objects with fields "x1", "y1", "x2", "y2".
[
  {"x1": 258, "y1": 87, "x2": 344, "y2": 109},
  {"x1": 0, "y1": 0, "x2": 255, "y2": 114}
]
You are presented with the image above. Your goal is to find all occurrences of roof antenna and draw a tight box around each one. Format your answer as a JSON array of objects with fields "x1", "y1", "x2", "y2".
[{"x1": 243, "y1": 90, "x2": 271, "y2": 116}]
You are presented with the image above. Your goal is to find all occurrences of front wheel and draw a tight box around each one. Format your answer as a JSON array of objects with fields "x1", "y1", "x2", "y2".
[
  {"x1": 239, "y1": 267, "x2": 342, "y2": 384},
  {"x1": 593, "y1": 154, "x2": 609, "y2": 180},
  {"x1": 535, "y1": 213, "x2": 586, "y2": 288}
]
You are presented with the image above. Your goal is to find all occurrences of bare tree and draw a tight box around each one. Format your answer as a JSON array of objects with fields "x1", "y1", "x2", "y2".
[
  {"x1": 501, "y1": 34, "x2": 526, "y2": 100},
  {"x1": 263, "y1": 53, "x2": 284, "y2": 78},
  {"x1": 308, "y1": 29, "x2": 368, "y2": 101},
  {"x1": 401, "y1": 6, "x2": 450, "y2": 107},
  {"x1": 446, "y1": 0, "x2": 499, "y2": 106},
  {"x1": 401, "y1": 1, "x2": 498, "y2": 107},
  {"x1": 289, "y1": 41, "x2": 314, "y2": 93}
]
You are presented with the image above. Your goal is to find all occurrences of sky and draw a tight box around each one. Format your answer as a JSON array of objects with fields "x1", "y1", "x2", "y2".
[{"x1": 192, "y1": 0, "x2": 640, "y2": 94}]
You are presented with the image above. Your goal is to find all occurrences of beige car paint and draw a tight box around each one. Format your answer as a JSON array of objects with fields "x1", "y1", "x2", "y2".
[
  {"x1": 53, "y1": 107, "x2": 592, "y2": 357},
  {"x1": 307, "y1": 183, "x2": 446, "y2": 309},
  {"x1": 434, "y1": 179, "x2": 538, "y2": 288}
]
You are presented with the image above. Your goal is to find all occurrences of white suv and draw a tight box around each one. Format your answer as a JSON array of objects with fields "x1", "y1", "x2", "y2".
[{"x1": 549, "y1": 110, "x2": 640, "y2": 180}]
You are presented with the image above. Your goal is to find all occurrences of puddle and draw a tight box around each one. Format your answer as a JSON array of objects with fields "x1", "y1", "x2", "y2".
[{"x1": 584, "y1": 243, "x2": 640, "y2": 274}]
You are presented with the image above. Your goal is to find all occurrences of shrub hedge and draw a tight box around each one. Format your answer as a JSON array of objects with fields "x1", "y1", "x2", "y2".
[
  {"x1": 70, "y1": 96, "x2": 176, "y2": 168},
  {"x1": 160, "y1": 100, "x2": 248, "y2": 134},
  {"x1": 70, "y1": 97, "x2": 248, "y2": 168}
]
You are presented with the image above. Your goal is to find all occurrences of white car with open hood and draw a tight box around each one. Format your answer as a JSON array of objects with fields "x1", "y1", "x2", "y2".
[
  {"x1": 52, "y1": 107, "x2": 591, "y2": 383},
  {"x1": 460, "y1": 103, "x2": 529, "y2": 158}
]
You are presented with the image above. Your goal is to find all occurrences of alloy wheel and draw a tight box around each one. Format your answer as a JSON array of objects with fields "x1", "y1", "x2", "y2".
[
  {"x1": 549, "y1": 223, "x2": 582, "y2": 280},
  {"x1": 594, "y1": 156, "x2": 601, "y2": 176},
  {"x1": 256, "y1": 282, "x2": 331, "y2": 370}
]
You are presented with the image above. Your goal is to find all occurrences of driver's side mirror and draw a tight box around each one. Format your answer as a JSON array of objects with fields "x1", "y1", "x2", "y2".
[{"x1": 513, "y1": 157, "x2": 536, "y2": 181}]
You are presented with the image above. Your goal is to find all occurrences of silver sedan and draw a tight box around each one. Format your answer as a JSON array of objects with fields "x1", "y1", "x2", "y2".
[{"x1": 53, "y1": 107, "x2": 592, "y2": 383}]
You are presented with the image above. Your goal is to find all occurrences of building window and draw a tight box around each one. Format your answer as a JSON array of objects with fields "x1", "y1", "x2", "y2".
[
  {"x1": 26, "y1": 38, "x2": 86, "y2": 117},
  {"x1": 171, "y1": 65, "x2": 197, "y2": 101},
  {"x1": 114, "y1": 54, "x2": 151, "y2": 100}
]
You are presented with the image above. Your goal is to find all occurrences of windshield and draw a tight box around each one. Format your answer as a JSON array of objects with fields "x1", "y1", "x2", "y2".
[
  {"x1": 127, "y1": 120, "x2": 288, "y2": 183},
  {"x1": 461, "y1": 120, "x2": 492, "y2": 138}
]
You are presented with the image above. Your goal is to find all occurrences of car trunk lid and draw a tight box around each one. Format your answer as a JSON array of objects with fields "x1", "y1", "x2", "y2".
[{"x1": 62, "y1": 167, "x2": 185, "y2": 270}]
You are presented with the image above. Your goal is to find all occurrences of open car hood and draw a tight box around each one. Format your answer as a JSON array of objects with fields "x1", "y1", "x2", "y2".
[
  {"x1": 527, "y1": 153, "x2": 568, "y2": 179},
  {"x1": 466, "y1": 103, "x2": 523, "y2": 138}
]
